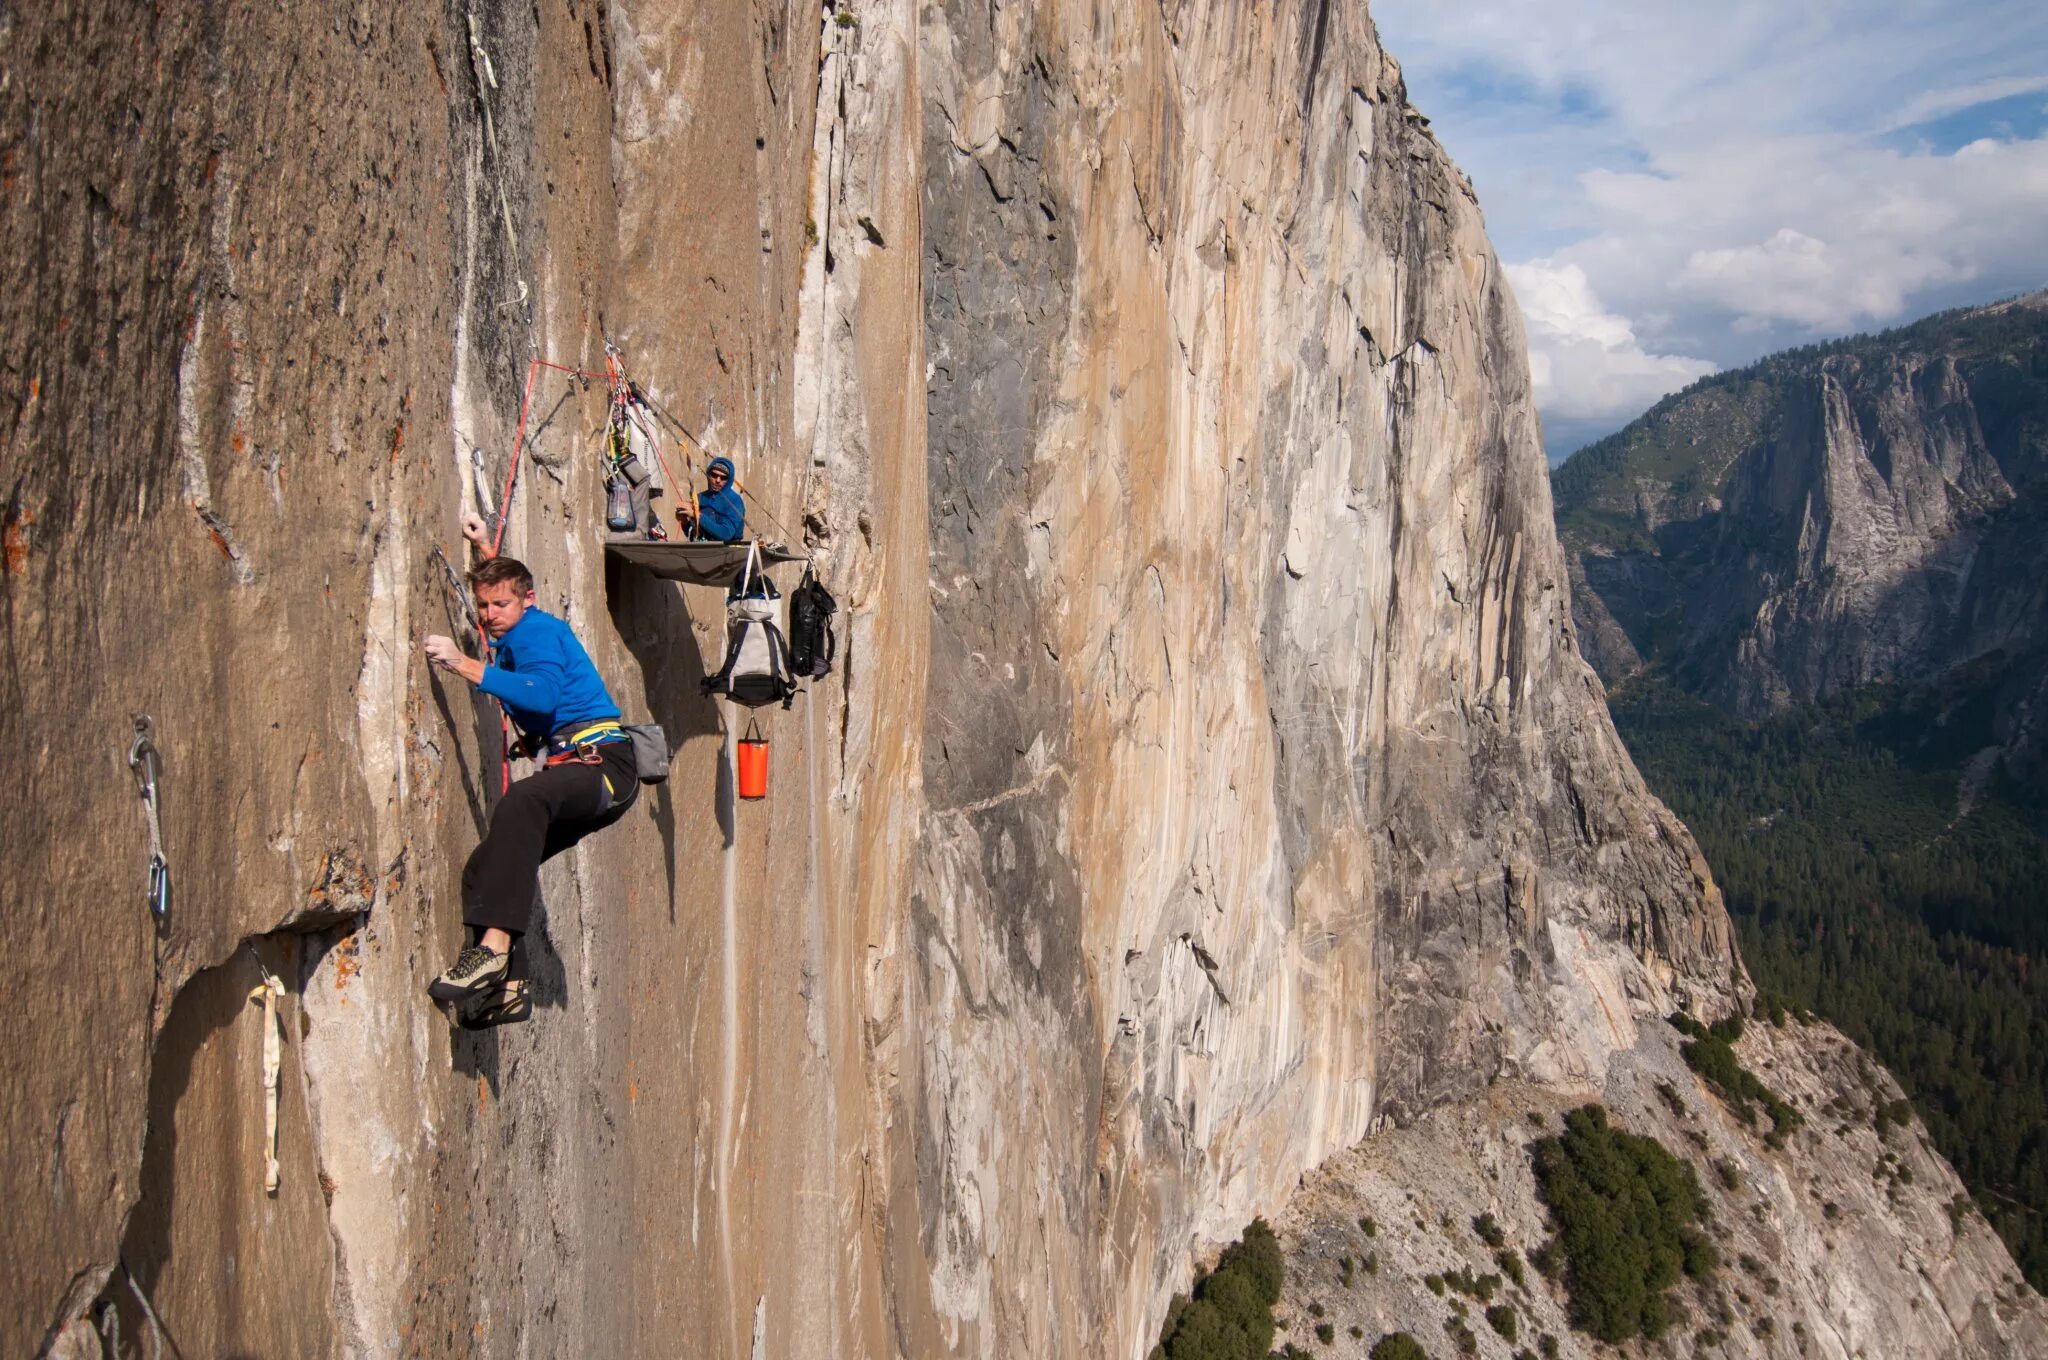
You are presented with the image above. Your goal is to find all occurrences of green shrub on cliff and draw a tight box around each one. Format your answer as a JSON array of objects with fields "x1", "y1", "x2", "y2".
[
  {"x1": 1530, "y1": 1104, "x2": 1715, "y2": 1342},
  {"x1": 1368, "y1": 1335, "x2": 1430, "y2": 1360},
  {"x1": 1671, "y1": 1013, "x2": 1802, "y2": 1147},
  {"x1": 1149, "y1": 1218, "x2": 1284, "y2": 1360}
]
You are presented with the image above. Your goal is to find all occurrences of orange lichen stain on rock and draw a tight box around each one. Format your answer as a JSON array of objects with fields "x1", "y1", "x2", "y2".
[
  {"x1": 477, "y1": 1075, "x2": 489, "y2": 1110},
  {"x1": 208, "y1": 527, "x2": 234, "y2": 560},
  {"x1": 3, "y1": 505, "x2": 33, "y2": 576},
  {"x1": 330, "y1": 931, "x2": 364, "y2": 1001},
  {"x1": 231, "y1": 428, "x2": 247, "y2": 454}
]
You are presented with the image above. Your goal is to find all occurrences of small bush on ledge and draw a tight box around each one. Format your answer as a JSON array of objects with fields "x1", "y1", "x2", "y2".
[
  {"x1": 1530, "y1": 1103, "x2": 1717, "y2": 1342},
  {"x1": 1149, "y1": 1218, "x2": 1285, "y2": 1360},
  {"x1": 1671, "y1": 1012, "x2": 1802, "y2": 1147},
  {"x1": 1369, "y1": 1332, "x2": 1431, "y2": 1360}
]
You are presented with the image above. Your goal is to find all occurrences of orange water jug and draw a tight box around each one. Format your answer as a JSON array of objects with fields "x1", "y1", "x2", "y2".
[{"x1": 736, "y1": 720, "x2": 769, "y2": 800}]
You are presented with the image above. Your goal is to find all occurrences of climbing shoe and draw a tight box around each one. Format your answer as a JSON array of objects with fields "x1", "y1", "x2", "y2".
[
  {"x1": 456, "y1": 981, "x2": 531, "y2": 1030},
  {"x1": 427, "y1": 945, "x2": 509, "y2": 1003}
]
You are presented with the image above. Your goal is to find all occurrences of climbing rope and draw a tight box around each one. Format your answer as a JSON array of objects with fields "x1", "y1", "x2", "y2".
[
  {"x1": 127, "y1": 716, "x2": 170, "y2": 926},
  {"x1": 463, "y1": 4, "x2": 534, "y2": 349},
  {"x1": 604, "y1": 345, "x2": 805, "y2": 547},
  {"x1": 122, "y1": 1260, "x2": 169, "y2": 1360},
  {"x1": 481, "y1": 357, "x2": 602, "y2": 795},
  {"x1": 429, "y1": 542, "x2": 483, "y2": 647},
  {"x1": 491, "y1": 358, "x2": 602, "y2": 559}
]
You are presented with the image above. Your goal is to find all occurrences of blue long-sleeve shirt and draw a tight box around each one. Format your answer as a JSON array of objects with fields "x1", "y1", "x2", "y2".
[
  {"x1": 695, "y1": 457, "x2": 746, "y2": 542},
  {"x1": 477, "y1": 607, "x2": 621, "y2": 742}
]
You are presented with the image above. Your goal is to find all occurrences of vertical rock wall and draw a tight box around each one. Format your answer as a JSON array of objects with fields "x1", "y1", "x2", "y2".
[
  {"x1": 910, "y1": 3, "x2": 1738, "y2": 1355},
  {"x1": 3, "y1": 2, "x2": 1738, "y2": 1357}
]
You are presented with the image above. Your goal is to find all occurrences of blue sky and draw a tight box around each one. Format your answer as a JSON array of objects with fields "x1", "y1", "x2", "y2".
[{"x1": 1370, "y1": 1, "x2": 2048, "y2": 459}]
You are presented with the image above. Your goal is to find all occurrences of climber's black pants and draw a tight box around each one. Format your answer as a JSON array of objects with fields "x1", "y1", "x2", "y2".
[{"x1": 462, "y1": 741, "x2": 639, "y2": 979}]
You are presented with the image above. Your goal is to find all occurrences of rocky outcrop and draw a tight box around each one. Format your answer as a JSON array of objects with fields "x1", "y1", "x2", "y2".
[
  {"x1": 1273, "y1": 1017, "x2": 2048, "y2": 1358},
  {"x1": 1554, "y1": 294, "x2": 2048, "y2": 748},
  {"x1": 5, "y1": 2, "x2": 2026, "y2": 1358}
]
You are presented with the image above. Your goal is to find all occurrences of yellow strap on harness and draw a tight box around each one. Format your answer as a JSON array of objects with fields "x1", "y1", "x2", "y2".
[{"x1": 560, "y1": 720, "x2": 623, "y2": 747}]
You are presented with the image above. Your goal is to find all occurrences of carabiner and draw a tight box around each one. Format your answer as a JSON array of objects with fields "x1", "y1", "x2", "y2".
[
  {"x1": 128, "y1": 716, "x2": 160, "y2": 796},
  {"x1": 147, "y1": 854, "x2": 172, "y2": 923}
]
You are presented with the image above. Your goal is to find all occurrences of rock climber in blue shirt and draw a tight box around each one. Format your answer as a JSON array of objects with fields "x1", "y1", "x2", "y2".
[
  {"x1": 421, "y1": 532, "x2": 639, "y2": 1028},
  {"x1": 677, "y1": 455, "x2": 746, "y2": 542}
]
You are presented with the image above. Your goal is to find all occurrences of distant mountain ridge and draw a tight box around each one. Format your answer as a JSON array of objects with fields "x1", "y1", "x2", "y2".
[
  {"x1": 1556, "y1": 290, "x2": 2048, "y2": 780},
  {"x1": 1553, "y1": 292, "x2": 2048, "y2": 1288}
]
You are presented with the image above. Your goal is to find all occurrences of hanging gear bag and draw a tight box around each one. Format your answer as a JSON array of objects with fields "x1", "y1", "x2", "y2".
[
  {"x1": 703, "y1": 580, "x2": 798, "y2": 709},
  {"x1": 788, "y1": 570, "x2": 838, "y2": 679}
]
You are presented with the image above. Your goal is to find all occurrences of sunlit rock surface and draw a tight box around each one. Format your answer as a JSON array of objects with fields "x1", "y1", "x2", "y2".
[{"x1": 2, "y1": 2, "x2": 2025, "y2": 1357}]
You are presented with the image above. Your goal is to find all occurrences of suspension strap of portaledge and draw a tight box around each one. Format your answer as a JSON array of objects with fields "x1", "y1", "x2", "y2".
[{"x1": 733, "y1": 540, "x2": 754, "y2": 599}]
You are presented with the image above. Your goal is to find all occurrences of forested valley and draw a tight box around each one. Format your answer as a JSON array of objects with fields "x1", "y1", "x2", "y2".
[{"x1": 1610, "y1": 671, "x2": 2048, "y2": 1287}]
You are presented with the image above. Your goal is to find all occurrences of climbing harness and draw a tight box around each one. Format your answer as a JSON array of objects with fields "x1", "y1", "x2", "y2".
[
  {"x1": 246, "y1": 952, "x2": 284, "y2": 1195},
  {"x1": 127, "y1": 716, "x2": 170, "y2": 926},
  {"x1": 544, "y1": 719, "x2": 627, "y2": 767}
]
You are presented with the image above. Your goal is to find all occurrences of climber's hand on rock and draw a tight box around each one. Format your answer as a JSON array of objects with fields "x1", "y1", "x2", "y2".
[
  {"x1": 460, "y1": 514, "x2": 490, "y2": 548},
  {"x1": 423, "y1": 634, "x2": 466, "y2": 671}
]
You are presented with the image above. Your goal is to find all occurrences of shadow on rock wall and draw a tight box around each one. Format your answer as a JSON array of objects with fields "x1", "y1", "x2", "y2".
[{"x1": 105, "y1": 939, "x2": 334, "y2": 1359}]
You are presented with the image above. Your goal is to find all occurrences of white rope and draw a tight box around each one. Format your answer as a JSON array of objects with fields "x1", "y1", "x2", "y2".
[{"x1": 464, "y1": 5, "x2": 534, "y2": 347}]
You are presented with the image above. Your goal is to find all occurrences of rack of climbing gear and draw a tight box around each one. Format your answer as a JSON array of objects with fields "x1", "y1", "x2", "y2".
[{"x1": 127, "y1": 716, "x2": 170, "y2": 925}]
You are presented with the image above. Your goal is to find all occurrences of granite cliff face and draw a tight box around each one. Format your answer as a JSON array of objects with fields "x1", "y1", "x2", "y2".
[
  {"x1": 1555, "y1": 294, "x2": 2048, "y2": 764},
  {"x1": 1, "y1": 3, "x2": 2025, "y2": 1357}
]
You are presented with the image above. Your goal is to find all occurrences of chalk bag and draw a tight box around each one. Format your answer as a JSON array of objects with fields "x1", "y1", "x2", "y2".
[{"x1": 736, "y1": 718, "x2": 770, "y2": 801}]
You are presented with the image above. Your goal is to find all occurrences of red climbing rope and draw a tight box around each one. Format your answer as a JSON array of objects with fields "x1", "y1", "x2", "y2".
[
  {"x1": 484, "y1": 356, "x2": 604, "y2": 792},
  {"x1": 492, "y1": 357, "x2": 603, "y2": 558}
]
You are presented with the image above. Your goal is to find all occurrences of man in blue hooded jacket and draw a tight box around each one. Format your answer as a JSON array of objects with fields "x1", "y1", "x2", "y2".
[
  {"x1": 421, "y1": 547, "x2": 638, "y2": 1027},
  {"x1": 678, "y1": 456, "x2": 746, "y2": 542}
]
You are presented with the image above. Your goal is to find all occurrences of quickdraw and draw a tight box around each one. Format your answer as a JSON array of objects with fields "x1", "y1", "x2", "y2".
[{"x1": 127, "y1": 716, "x2": 171, "y2": 925}]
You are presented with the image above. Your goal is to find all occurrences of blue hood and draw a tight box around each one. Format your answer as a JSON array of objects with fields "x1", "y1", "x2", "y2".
[{"x1": 707, "y1": 456, "x2": 736, "y2": 482}]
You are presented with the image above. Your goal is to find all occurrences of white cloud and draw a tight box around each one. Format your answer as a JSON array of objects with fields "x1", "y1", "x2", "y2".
[
  {"x1": 1506, "y1": 261, "x2": 1715, "y2": 423},
  {"x1": 1884, "y1": 74, "x2": 2048, "y2": 131},
  {"x1": 1370, "y1": 0, "x2": 2048, "y2": 449},
  {"x1": 1573, "y1": 134, "x2": 2048, "y2": 332}
]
